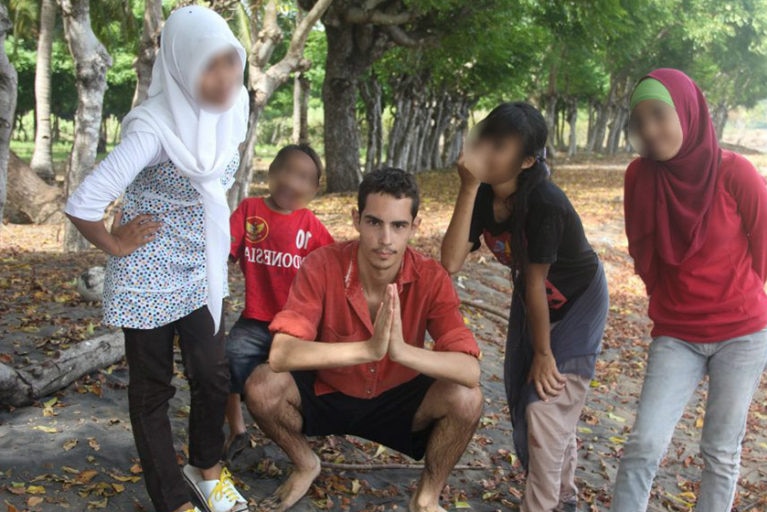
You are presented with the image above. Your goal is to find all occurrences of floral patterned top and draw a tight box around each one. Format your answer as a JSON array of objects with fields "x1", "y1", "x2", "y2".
[
  {"x1": 103, "y1": 157, "x2": 237, "y2": 329},
  {"x1": 65, "y1": 132, "x2": 238, "y2": 329}
]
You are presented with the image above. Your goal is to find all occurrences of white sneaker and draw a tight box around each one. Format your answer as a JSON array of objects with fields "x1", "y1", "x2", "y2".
[{"x1": 182, "y1": 465, "x2": 248, "y2": 512}]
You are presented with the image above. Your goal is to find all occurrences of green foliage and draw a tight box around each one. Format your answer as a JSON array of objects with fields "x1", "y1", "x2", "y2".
[{"x1": 5, "y1": 0, "x2": 767, "y2": 153}]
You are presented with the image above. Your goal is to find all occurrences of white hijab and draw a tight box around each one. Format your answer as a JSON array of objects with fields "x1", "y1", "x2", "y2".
[{"x1": 122, "y1": 5, "x2": 249, "y2": 334}]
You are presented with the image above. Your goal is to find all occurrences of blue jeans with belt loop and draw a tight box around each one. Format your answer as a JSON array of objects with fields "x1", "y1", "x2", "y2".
[{"x1": 612, "y1": 328, "x2": 767, "y2": 511}]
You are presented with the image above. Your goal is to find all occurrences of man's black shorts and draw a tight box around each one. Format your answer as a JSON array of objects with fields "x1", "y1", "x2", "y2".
[{"x1": 291, "y1": 371, "x2": 435, "y2": 460}]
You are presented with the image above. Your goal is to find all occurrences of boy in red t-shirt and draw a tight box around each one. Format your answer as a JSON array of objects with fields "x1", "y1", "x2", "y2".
[{"x1": 225, "y1": 144, "x2": 334, "y2": 460}]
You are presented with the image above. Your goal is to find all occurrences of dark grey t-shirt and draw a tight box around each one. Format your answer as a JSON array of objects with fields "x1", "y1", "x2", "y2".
[{"x1": 469, "y1": 181, "x2": 599, "y2": 321}]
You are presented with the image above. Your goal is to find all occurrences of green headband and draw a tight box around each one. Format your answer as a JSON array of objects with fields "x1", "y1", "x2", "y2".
[{"x1": 630, "y1": 78, "x2": 674, "y2": 111}]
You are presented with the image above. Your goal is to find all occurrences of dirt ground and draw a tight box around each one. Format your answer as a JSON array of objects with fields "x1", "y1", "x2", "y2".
[{"x1": 2, "y1": 158, "x2": 767, "y2": 511}]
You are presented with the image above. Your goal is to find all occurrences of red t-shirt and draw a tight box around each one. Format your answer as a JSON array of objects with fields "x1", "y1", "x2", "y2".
[
  {"x1": 627, "y1": 151, "x2": 767, "y2": 342},
  {"x1": 269, "y1": 241, "x2": 480, "y2": 399},
  {"x1": 230, "y1": 197, "x2": 334, "y2": 322}
]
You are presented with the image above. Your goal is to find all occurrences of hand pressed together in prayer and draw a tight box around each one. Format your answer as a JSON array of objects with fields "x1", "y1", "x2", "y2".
[{"x1": 366, "y1": 284, "x2": 408, "y2": 361}]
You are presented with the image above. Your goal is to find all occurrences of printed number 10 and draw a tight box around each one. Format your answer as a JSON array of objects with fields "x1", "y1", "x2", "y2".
[{"x1": 296, "y1": 229, "x2": 312, "y2": 250}]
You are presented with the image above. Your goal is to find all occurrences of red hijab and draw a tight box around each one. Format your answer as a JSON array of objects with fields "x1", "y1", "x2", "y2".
[{"x1": 624, "y1": 68, "x2": 722, "y2": 292}]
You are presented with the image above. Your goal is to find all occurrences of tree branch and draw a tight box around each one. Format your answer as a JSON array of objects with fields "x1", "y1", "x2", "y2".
[
  {"x1": 286, "y1": 0, "x2": 333, "y2": 58},
  {"x1": 344, "y1": 6, "x2": 417, "y2": 26},
  {"x1": 252, "y1": 0, "x2": 281, "y2": 70},
  {"x1": 362, "y1": 0, "x2": 392, "y2": 11},
  {"x1": 383, "y1": 25, "x2": 419, "y2": 47}
]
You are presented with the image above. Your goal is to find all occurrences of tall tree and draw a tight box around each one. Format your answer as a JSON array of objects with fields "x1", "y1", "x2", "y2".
[
  {"x1": 132, "y1": 0, "x2": 163, "y2": 107},
  {"x1": 319, "y1": 0, "x2": 423, "y2": 192},
  {"x1": 378, "y1": 0, "x2": 541, "y2": 171},
  {"x1": 318, "y1": 0, "x2": 496, "y2": 191},
  {"x1": 0, "y1": 2, "x2": 17, "y2": 224},
  {"x1": 58, "y1": 0, "x2": 112, "y2": 252},
  {"x1": 227, "y1": 0, "x2": 333, "y2": 209},
  {"x1": 29, "y1": 0, "x2": 56, "y2": 181}
]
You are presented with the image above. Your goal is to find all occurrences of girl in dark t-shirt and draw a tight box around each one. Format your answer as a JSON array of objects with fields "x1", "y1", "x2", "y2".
[{"x1": 441, "y1": 102, "x2": 609, "y2": 512}]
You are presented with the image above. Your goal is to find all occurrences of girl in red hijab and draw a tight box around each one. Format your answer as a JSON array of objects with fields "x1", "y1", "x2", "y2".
[{"x1": 613, "y1": 68, "x2": 767, "y2": 511}]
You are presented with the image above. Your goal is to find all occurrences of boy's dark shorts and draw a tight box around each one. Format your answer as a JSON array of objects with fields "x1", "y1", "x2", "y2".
[
  {"x1": 226, "y1": 316, "x2": 273, "y2": 394},
  {"x1": 291, "y1": 371, "x2": 435, "y2": 460}
]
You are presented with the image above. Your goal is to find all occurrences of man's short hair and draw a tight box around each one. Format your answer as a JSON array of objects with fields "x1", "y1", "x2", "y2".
[{"x1": 357, "y1": 167, "x2": 420, "y2": 219}]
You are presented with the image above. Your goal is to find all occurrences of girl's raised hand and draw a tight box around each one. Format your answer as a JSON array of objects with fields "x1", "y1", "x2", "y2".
[
  {"x1": 457, "y1": 138, "x2": 489, "y2": 186},
  {"x1": 110, "y1": 210, "x2": 162, "y2": 257}
]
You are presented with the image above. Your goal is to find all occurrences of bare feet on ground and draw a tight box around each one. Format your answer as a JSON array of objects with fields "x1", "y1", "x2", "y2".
[
  {"x1": 259, "y1": 452, "x2": 321, "y2": 511},
  {"x1": 409, "y1": 496, "x2": 448, "y2": 512}
]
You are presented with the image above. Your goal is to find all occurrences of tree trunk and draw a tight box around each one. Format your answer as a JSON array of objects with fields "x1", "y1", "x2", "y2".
[
  {"x1": 323, "y1": 24, "x2": 364, "y2": 192},
  {"x1": 58, "y1": 0, "x2": 112, "y2": 252},
  {"x1": 386, "y1": 84, "x2": 411, "y2": 168},
  {"x1": 441, "y1": 98, "x2": 472, "y2": 166},
  {"x1": 428, "y1": 96, "x2": 450, "y2": 169},
  {"x1": 291, "y1": 72, "x2": 310, "y2": 144},
  {"x1": 0, "y1": 3, "x2": 16, "y2": 224},
  {"x1": 97, "y1": 117, "x2": 107, "y2": 154},
  {"x1": 132, "y1": 0, "x2": 163, "y2": 107},
  {"x1": 30, "y1": 0, "x2": 56, "y2": 182},
  {"x1": 543, "y1": 94, "x2": 557, "y2": 153},
  {"x1": 567, "y1": 97, "x2": 578, "y2": 157},
  {"x1": 606, "y1": 107, "x2": 626, "y2": 155},
  {"x1": 359, "y1": 73, "x2": 382, "y2": 175},
  {"x1": 605, "y1": 76, "x2": 632, "y2": 155},
  {"x1": 5, "y1": 151, "x2": 63, "y2": 224},
  {"x1": 589, "y1": 80, "x2": 617, "y2": 153},
  {"x1": 0, "y1": 330, "x2": 124, "y2": 408},
  {"x1": 712, "y1": 101, "x2": 729, "y2": 141}
]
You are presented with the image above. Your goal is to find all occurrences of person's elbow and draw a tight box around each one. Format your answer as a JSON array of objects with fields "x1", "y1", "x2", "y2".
[
  {"x1": 451, "y1": 355, "x2": 480, "y2": 388},
  {"x1": 463, "y1": 357, "x2": 481, "y2": 388},
  {"x1": 267, "y1": 334, "x2": 292, "y2": 373},
  {"x1": 440, "y1": 249, "x2": 464, "y2": 275}
]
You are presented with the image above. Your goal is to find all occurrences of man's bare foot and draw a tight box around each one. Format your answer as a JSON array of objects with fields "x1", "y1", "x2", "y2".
[
  {"x1": 409, "y1": 495, "x2": 447, "y2": 512},
  {"x1": 260, "y1": 453, "x2": 321, "y2": 511}
]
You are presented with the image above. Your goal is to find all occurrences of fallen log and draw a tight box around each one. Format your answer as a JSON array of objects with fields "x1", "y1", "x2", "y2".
[
  {"x1": 4, "y1": 150, "x2": 63, "y2": 224},
  {"x1": 460, "y1": 299, "x2": 508, "y2": 322},
  {"x1": 0, "y1": 330, "x2": 123, "y2": 408},
  {"x1": 0, "y1": 300, "x2": 501, "y2": 409}
]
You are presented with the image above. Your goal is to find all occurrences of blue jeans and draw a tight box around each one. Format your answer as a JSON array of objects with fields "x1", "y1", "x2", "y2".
[
  {"x1": 225, "y1": 316, "x2": 273, "y2": 394},
  {"x1": 612, "y1": 328, "x2": 767, "y2": 511}
]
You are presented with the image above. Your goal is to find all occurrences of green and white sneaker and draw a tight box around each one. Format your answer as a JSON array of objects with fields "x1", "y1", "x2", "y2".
[{"x1": 182, "y1": 465, "x2": 248, "y2": 512}]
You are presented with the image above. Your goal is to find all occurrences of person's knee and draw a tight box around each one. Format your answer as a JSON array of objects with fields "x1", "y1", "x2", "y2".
[
  {"x1": 128, "y1": 380, "x2": 175, "y2": 416},
  {"x1": 445, "y1": 383, "x2": 483, "y2": 424},
  {"x1": 622, "y1": 423, "x2": 668, "y2": 464},
  {"x1": 243, "y1": 364, "x2": 288, "y2": 417},
  {"x1": 699, "y1": 435, "x2": 741, "y2": 470},
  {"x1": 185, "y1": 350, "x2": 228, "y2": 391}
]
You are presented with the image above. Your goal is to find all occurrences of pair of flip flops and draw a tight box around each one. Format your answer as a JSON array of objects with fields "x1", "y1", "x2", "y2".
[{"x1": 182, "y1": 465, "x2": 248, "y2": 512}]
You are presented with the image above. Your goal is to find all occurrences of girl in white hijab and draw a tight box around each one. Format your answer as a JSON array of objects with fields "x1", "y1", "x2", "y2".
[{"x1": 66, "y1": 6, "x2": 249, "y2": 512}]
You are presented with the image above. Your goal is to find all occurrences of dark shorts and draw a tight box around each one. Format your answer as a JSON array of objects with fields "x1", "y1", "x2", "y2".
[
  {"x1": 291, "y1": 371, "x2": 436, "y2": 460},
  {"x1": 226, "y1": 316, "x2": 273, "y2": 394}
]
